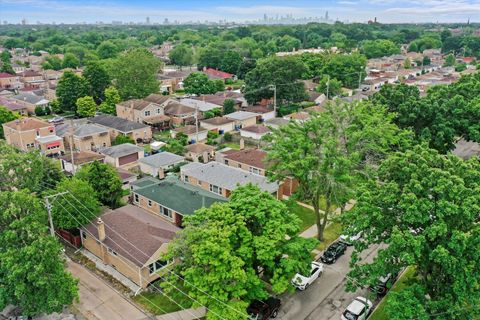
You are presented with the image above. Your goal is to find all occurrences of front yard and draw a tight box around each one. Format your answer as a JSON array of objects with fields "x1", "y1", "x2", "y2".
[
  {"x1": 315, "y1": 222, "x2": 343, "y2": 251},
  {"x1": 133, "y1": 282, "x2": 193, "y2": 315}
]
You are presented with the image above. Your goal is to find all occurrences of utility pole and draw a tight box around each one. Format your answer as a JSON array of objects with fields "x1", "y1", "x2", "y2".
[
  {"x1": 69, "y1": 120, "x2": 75, "y2": 174},
  {"x1": 326, "y1": 75, "x2": 330, "y2": 99},
  {"x1": 44, "y1": 192, "x2": 68, "y2": 237},
  {"x1": 269, "y1": 85, "x2": 277, "y2": 116},
  {"x1": 358, "y1": 71, "x2": 363, "y2": 90},
  {"x1": 194, "y1": 102, "x2": 199, "y2": 143}
]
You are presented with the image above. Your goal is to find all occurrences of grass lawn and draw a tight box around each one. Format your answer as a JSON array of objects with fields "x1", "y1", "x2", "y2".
[
  {"x1": 287, "y1": 202, "x2": 316, "y2": 232},
  {"x1": 133, "y1": 283, "x2": 193, "y2": 315},
  {"x1": 316, "y1": 222, "x2": 343, "y2": 251},
  {"x1": 153, "y1": 130, "x2": 171, "y2": 142},
  {"x1": 224, "y1": 142, "x2": 240, "y2": 150},
  {"x1": 369, "y1": 266, "x2": 417, "y2": 320}
]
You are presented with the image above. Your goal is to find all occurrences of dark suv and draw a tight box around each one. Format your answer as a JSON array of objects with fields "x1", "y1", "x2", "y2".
[
  {"x1": 247, "y1": 297, "x2": 281, "y2": 319},
  {"x1": 320, "y1": 241, "x2": 348, "y2": 264},
  {"x1": 370, "y1": 272, "x2": 398, "y2": 296}
]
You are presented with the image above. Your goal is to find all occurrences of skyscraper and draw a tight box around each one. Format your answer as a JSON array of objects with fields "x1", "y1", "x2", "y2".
[{"x1": 146, "y1": 16, "x2": 150, "y2": 24}]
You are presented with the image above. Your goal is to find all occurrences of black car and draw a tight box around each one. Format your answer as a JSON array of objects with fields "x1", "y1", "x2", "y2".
[
  {"x1": 369, "y1": 272, "x2": 398, "y2": 296},
  {"x1": 247, "y1": 297, "x2": 281, "y2": 320},
  {"x1": 320, "y1": 241, "x2": 348, "y2": 264}
]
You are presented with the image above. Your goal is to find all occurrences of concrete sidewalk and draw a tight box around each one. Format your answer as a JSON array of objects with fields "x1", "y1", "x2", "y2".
[
  {"x1": 299, "y1": 200, "x2": 356, "y2": 238},
  {"x1": 68, "y1": 261, "x2": 148, "y2": 320},
  {"x1": 155, "y1": 307, "x2": 205, "y2": 320}
]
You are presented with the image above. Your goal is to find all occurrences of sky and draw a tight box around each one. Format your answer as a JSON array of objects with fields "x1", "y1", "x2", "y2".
[{"x1": 0, "y1": 0, "x2": 479, "y2": 24}]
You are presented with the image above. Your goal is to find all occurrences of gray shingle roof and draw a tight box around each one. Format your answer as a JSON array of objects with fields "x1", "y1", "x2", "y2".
[
  {"x1": 225, "y1": 111, "x2": 257, "y2": 121},
  {"x1": 74, "y1": 124, "x2": 109, "y2": 137},
  {"x1": 99, "y1": 143, "x2": 143, "y2": 158},
  {"x1": 133, "y1": 176, "x2": 226, "y2": 216},
  {"x1": 90, "y1": 114, "x2": 149, "y2": 133},
  {"x1": 13, "y1": 92, "x2": 48, "y2": 104},
  {"x1": 139, "y1": 152, "x2": 184, "y2": 168},
  {"x1": 181, "y1": 162, "x2": 278, "y2": 193}
]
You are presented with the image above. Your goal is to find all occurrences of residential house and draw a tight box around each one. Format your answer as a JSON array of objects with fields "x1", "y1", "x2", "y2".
[
  {"x1": 0, "y1": 73, "x2": 22, "y2": 90},
  {"x1": 20, "y1": 70, "x2": 45, "y2": 87},
  {"x1": 99, "y1": 143, "x2": 144, "y2": 167},
  {"x1": 131, "y1": 176, "x2": 226, "y2": 227},
  {"x1": 192, "y1": 93, "x2": 244, "y2": 110},
  {"x1": 283, "y1": 111, "x2": 310, "y2": 123},
  {"x1": 178, "y1": 98, "x2": 223, "y2": 118},
  {"x1": 240, "y1": 124, "x2": 271, "y2": 140},
  {"x1": 307, "y1": 92, "x2": 327, "y2": 106},
  {"x1": 12, "y1": 92, "x2": 49, "y2": 114},
  {"x1": 0, "y1": 96, "x2": 28, "y2": 115},
  {"x1": 203, "y1": 68, "x2": 235, "y2": 81},
  {"x1": 157, "y1": 69, "x2": 193, "y2": 94},
  {"x1": 12, "y1": 63, "x2": 26, "y2": 74},
  {"x1": 2, "y1": 117, "x2": 64, "y2": 156},
  {"x1": 65, "y1": 123, "x2": 111, "y2": 152},
  {"x1": 453, "y1": 138, "x2": 480, "y2": 160},
  {"x1": 243, "y1": 105, "x2": 276, "y2": 122},
  {"x1": 225, "y1": 111, "x2": 257, "y2": 130},
  {"x1": 217, "y1": 148, "x2": 267, "y2": 176},
  {"x1": 81, "y1": 205, "x2": 180, "y2": 288},
  {"x1": 116, "y1": 94, "x2": 172, "y2": 129},
  {"x1": 171, "y1": 125, "x2": 208, "y2": 143},
  {"x1": 264, "y1": 117, "x2": 290, "y2": 130},
  {"x1": 185, "y1": 143, "x2": 215, "y2": 162},
  {"x1": 139, "y1": 152, "x2": 185, "y2": 178},
  {"x1": 89, "y1": 114, "x2": 152, "y2": 143},
  {"x1": 164, "y1": 101, "x2": 196, "y2": 126},
  {"x1": 43, "y1": 69, "x2": 63, "y2": 81},
  {"x1": 199, "y1": 117, "x2": 235, "y2": 133},
  {"x1": 117, "y1": 168, "x2": 138, "y2": 189},
  {"x1": 59, "y1": 151, "x2": 105, "y2": 174},
  {"x1": 180, "y1": 161, "x2": 279, "y2": 199}
]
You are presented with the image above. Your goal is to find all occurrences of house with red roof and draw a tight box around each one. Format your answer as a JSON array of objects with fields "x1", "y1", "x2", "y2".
[{"x1": 203, "y1": 68, "x2": 235, "y2": 81}]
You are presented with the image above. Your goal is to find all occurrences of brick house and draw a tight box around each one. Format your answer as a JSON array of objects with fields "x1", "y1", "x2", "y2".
[
  {"x1": 89, "y1": 114, "x2": 152, "y2": 143},
  {"x1": 81, "y1": 205, "x2": 180, "y2": 288},
  {"x1": 240, "y1": 124, "x2": 271, "y2": 140},
  {"x1": 185, "y1": 143, "x2": 216, "y2": 162},
  {"x1": 225, "y1": 111, "x2": 257, "y2": 130},
  {"x1": 199, "y1": 117, "x2": 235, "y2": 133},
  {"x1": 171, "y1": 125, "x2": 208, "y2": 143},
  {"x1": 116, "y1": 94, "x2": 173, "y2": 129},
  {"x1": 203, "y1": 68, "x2": 235, "y2": 81},
  {"x1": 0, "y1": 73, "x2": 22, "y2": 90},
  {"x1": 59, "y1": 123, "x2": 111, "y2": 152},
  {"x1": 164, "y1": 102, "x2": 196, "y2": 126},
  {"x1": 99, "y1": 143, "x2": 144, "y2": 167},
  {"x1": 2, "y1": 117, "x2": 64, "y2": 156},
  {"x1": 217, "y1": 148, "x2": 267, "y2": 176},
  {"x1": 11, "y1": 92, "x2": 49, "y2": 114},
  {"x1": 131, "y1": 176, "x2": 226, "y2": 227},
  {"x1": 138, "y1": 152, "x2": 185, "y2": 179},
  {"x1": 180, "y1": 161, "x2": 280, "y2": 199},
  {"x1": 59, "y1": 151, "x2": 106, "y2": 174}
]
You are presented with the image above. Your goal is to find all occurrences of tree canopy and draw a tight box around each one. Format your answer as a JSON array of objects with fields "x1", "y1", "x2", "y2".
[
  {"x1": 56, "y1": 71, "x2": 89, "y2": 112},
  {"x1": 76, "y1": 96, "x2": 97, "y2": 117},
  {"x1": 0, "y1": 106, "x2": 20, "y2": 139},
  {"x1": 83, "y1": 61, "x2": 111, "y2": 103}
]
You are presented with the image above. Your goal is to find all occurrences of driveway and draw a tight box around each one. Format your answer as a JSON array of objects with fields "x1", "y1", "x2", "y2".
[
  {"x1": 68, "y1": 261, "x2": 149, "y2": 320},
  {"x1": 280, "y1": 243, "x2": 382, "y2": 320}
]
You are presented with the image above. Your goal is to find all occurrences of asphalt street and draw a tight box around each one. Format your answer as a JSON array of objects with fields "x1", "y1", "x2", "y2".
[{"x1": 279, "y1": 243, "x2": 382, "y2": 320}]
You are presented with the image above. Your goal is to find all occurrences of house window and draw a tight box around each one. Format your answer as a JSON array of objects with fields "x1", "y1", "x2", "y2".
[
  {"x1": 36, "y1": 130, "x2": 40, "y2": 137},
  {"x1": 209, "y1": 184, "x2": 222, "y2": 195},
  {"x1": 148, "y1": 259, "x2": 169, "y2": 275},
  {"x1": 184, "y1": 175, "x2": 189, "y2": 182},
  {"x1": 107, "y1": 248, "x2": 118, "y2": 256},
  {"x1": 134, "y1": 194, "x2": 139, "y2": 203},
  {"x1": 224, "y1": 160, "x2": 229, "y2": 165},
  {"x1": 160, "y1": 206, "x2": 172, "y2": 218},
  {"x1": 81, "y1": 230, "x2": 86, "y2": 240},
  {"x1": 156, "y1": 108, "x2": 161, "y2": 114},
  {"x1": 148, "y1": 200, "x2": 152, "y2": 207},
  {"x1": 238, "y1": 164, "x2": 242, "y2": 168},
  {"x1": 249, "y1": 167, "x2": 260, "y2": 175},
  {"x1": 145, "y1": 110, "x2": 151, "y2": 117},
  {"x1": 197, "y1": 180, "x2": 202, "y2": 186}
]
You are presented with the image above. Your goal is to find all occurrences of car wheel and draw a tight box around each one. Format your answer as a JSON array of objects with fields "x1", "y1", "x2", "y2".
[
  {"x1": 271, "y1": 309, "x2": 278, "y2": 318},
  {"x1": 333, "y1": 258, "x2": 336, "y2": 263},
  {"x1": 305, "y1": 283, "x2": 310, "y2": 290}
]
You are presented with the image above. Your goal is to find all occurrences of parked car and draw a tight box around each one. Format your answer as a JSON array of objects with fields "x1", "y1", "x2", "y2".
[
  {"x1": 339, "y1": 231, "x2": 363, "y2": 245},
  {"x1": 341, "y1": 296, "x2": 373, "y2": 320},
  {"x1": 370, "y1": 272, "x2": 398, "y2": 296},
  {"x1": 247, "y1": 297, "x2": 281, "y2": 320},
  {"x1": 48, "y1": 116, "x2": 64, "y2": 124},
  {"x1": 320, "y1": 241, "x2": 347, "y2": 264},
  {"x1": 291, "y1": 261, "x2": 324, "y2": 290}
]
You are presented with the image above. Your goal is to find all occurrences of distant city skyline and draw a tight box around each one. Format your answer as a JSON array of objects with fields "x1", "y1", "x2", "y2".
[{"x1": 1, "y1": 0, "x2": 479, "y2": 24}]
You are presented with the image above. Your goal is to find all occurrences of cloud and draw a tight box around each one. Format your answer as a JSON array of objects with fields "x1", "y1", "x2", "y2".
[{"x1": 386, "y1": 0, "x2": 480, "y2": 14}]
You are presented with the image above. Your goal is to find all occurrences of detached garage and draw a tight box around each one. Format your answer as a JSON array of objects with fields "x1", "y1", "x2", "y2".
[{"x1": 100, "y1": 143, "x2": 144, "y2": 167}]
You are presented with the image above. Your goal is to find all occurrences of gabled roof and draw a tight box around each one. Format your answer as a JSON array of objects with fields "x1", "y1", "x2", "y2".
[
  {"x1": 241, "y1": 124, "x2": 271, "y2": 134},
  {"x1": 99, "y1": 143, "x2": 143, "y2": 159},
  {"x1": 139, "y1": 152, "x2": 184, "y2": 168},
  {"x1": 133, "y1": 176, "x2": 226, "y2": 216},
  {"x1": 144, "y1": 94, "x2": 172, "y2": 105},
  {"x1": 0, "y1": 73, "x2": 17, "y2": 79},
  {"x1": 59, "y1": 151, "x2": 105, "y2": 165},
  {"x1": 200, "y1": 116, "x2": 234, "y2": 126},
  {"x1": 244, "y1": 105, "x2": 274, "y2": 114},
  {"x1": 181, "y1": 161, "x2": 278, "y2": 193},
  {"x1": 179, "y1": 98, "x2": 220, "y2": 112},
  {"x1": 203, "y1": 68, "x2": 234, "y2": 79},
  {"x1": 164, "y1": 102, "x2": 195, "y2": 116},
  {"x1": 84, "y1": 205, "x2": 180, "y2": 267},
  {"x1": 118, "y1": 99, "x2": 151, "y2": 111},
  {"x1": 3, "y1": 117, "x2": 50, "y2": 131},
  {"x1": 13, "y1": 92, "x2": 47, "y2": 104},
  {"x1": 74, "y1": 123, "x2": 109, "y2": 137},
  {"x1": 223, "y1": 149, "x2": 267, "y2": 170},
  {"x1": 186, "y1": 143, "x2": 215, "y2": 154},
  {"x1": 89, "y1": 114, "x2": 149, "y2": 133}
]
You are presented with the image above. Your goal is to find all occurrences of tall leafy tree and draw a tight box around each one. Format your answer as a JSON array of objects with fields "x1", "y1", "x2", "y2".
[
  {"x1": 0, "y1": 106, "x2": 20, "y2": 139},
  {"x1": 164, "y1": 185, "x2": 317, "y2": 319},
  {"x1": 110, "y1": 48, "x2": 162, "y2": 99},
  {"x1": 76, "y1": 96, "x2": 97, "y2": 118},
  {"x1": 183, "y1": 72, "x2": 216, "y2": 96},
  {"x1": 0, "y1": 190, "x2": 78, "y2": 316},
  {"x1": 99, "y1": 86, "x2": 121, "y2": 115},
  {"x1": 220, "y1": 51, "x2": 242, "y2": 74},
  {"x1": 168, "y1": 44, "x2": 194, "y2": 68},
  {"x1": 56, "y1": 71, "x2": 89, "y2": 112},
  {"x1": 62, "y1": 52, "x2": 80, "y2": 69},
  {"x1": 97, "y1": 40, "x2": 119, "y2": 59},
  {"x1": 83, "y1": 61, "x2": 111, "y2": 103},
  {"x1": 361, "y1": 39, "x2": 400, "y2": 59},
  {"x1": 223, "y1": 99, "x2": 236, "y2": 115},
  {"x1": 76, "y1": 160, "x2": 123, "y2": 208},
  {"x1": 265, "y1": 101, "x2": 407, "y2": 240},
  {"x1": 342, "y1": 145, "x2": 480, "y2": 320}
]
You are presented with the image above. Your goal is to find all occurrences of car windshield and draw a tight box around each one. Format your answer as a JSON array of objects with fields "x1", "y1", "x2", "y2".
[{"x1": 343, "y1": 310, "x2": 358, "y2": 320}]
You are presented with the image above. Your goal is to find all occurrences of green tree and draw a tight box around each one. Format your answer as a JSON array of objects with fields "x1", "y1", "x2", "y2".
[
  {"x1": 99, "y1": 86, "x2": 121, "y2": 115},
  {"x1": 361, "y1": 39, "x2": 400, "y2": 59},
  {"x1": 97, "y1": 40, "x2": 119, "y2": 59},
  {"x1": 0, "y1": 62, "x2": 15, "y2": 74},
  {"x1": 83, "y1": 61, "x2": 111, "y2": 103},
  {"x1": 316, "y1": 76, "x2": 342, "y2": 98},
  {"x1": 403, "y1": 57, "x2": 412, "y2": 69},
  {"x1": 56, "y1": 71, "x2": 89, "y2": 112},
  {"x1": 42, "y1": 56, "x2": 63, "y2": 71},
  {"x1": 49, "y1": 178, "x2": 101, "y2": 229},
  {"x1": 161, "y1": 140, "x2": 186, "y2": 156},
  {"x1": 183, "y1": 72, "x2": 216, "y2": 95},
  {"x1": 244, "y1": 56, "x2": 306, "y2": 105},
  {"x1": 168, "y1": 44, "x2": 194, "y2": 68},
  {"x1": 237, "y1": 58, "x2": 256, "y2": 80},
  {"x1": 0, "y1": 190, "x2": 78, "y2": 316},
  {"x1": 110, "y1": 48, "x2": 162, "y2": 99},
  {"x1": 164, "y1": 185, "x2": 317, "y2": 318},
  {"x1": 76, "y1": 96, "x2": 97, "y2": 118},
  {"x1": 444, "y1": 53, "x2": 456, "y2": 67},
  {"x1": 422, "y1": 55, "x2": 431, "y2": 66},
  {"x1": 265, "y1": 101, "x2": 407, "y2": 240},
  {"x1": 76, "y1": 160, "x2": 124, "y2": 208},
  {"x1": 113, "y1": 134, "x2": 135, "y2": 145},
  {"x1": 223, "y1": 99, "x2": 236, "y2": 115},
  {"x1": 0, "y1": 106, "x2": 20, "y2": 139},
  {"x1": 343, "y1": 145, "x2": 480, "y2": 320},
  {"x1": 62, "y1": 53, "x2": 80, "y2": 69},
  {"x1": 220, "y1": 51, "x2": 242, "y2": 74}
]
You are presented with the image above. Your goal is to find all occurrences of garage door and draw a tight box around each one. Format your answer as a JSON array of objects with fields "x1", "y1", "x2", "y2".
[{"x1": 118, "y1": 153, "x2": 138, "y2": 166}]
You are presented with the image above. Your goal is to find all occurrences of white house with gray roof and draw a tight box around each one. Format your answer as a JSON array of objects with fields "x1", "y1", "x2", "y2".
[
  {"x1": 180, "y1": 161, "x2": 279, "y2": 199},
  {"x1": 139, "y1": 152, "x2": 185, "y2": 178},
  {"x1": 225, "y1": 111, "x2": 257, "y2": 129},
  {"x1": 12, "y1": 92, "x2": 49, "y2": 114}
]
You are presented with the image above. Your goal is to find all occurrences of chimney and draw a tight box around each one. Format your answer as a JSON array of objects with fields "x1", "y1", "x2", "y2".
[
  {"x1": 202, "y1": 151, "x2": 209, "y2": 163},
  {"x1": 96, "y1": 218, "x2": 106, "y2": 242},
  {"x1": 239, "y1": 138, "x2": 245, "y2": 150}
]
